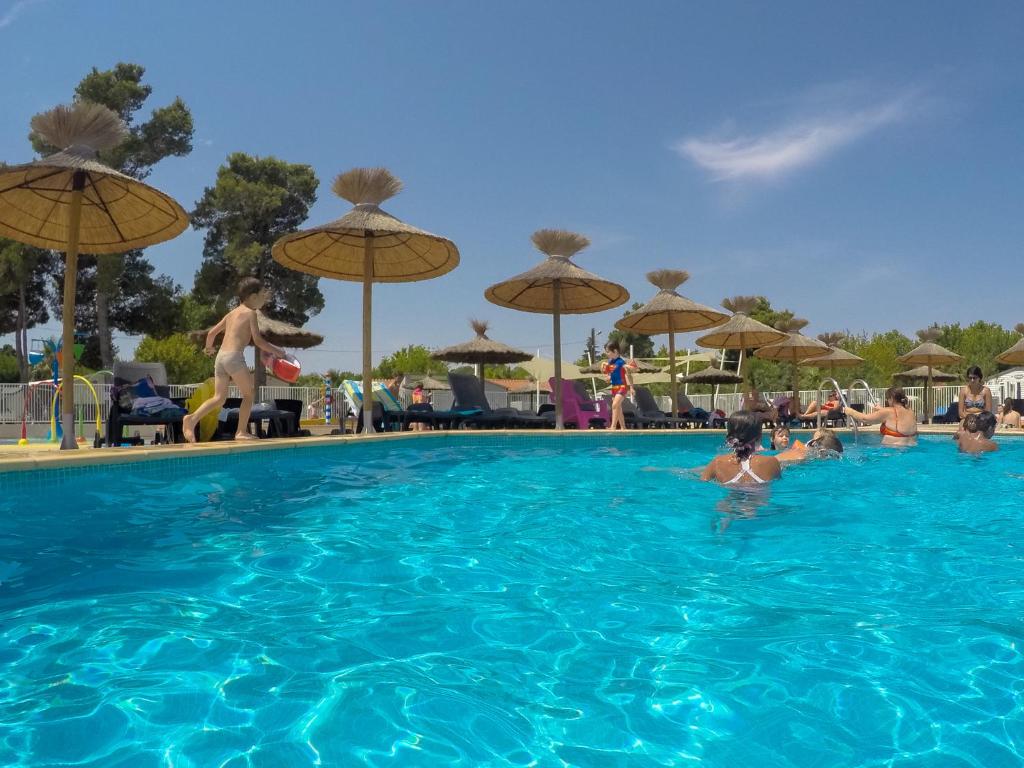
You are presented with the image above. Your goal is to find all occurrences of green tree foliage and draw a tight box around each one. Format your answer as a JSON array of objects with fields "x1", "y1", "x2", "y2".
[
  {"x1": 936, "y1": 322, "x2": 1017, "y2": 376},
  {"x1": 0, "y1": 345, "x2": 19, "y2": 383},
  {"x1": 606, "y1": 303, "x2": 655, "y2": 358},
  {"x1": 0, "y1": 240, "x2": 58, "y2": 381},
  {"x1": 35, "y1": 63, "x2": 193, "y2": 369},
  {"x1": 191, "y1": 153, "x2": 323, "y2": 327},
  {"x1": 373, "y1": 345, "x2": 449, "y2": 378},
  {"x1": 134, "y1": 333, "x2": 213, "y2": 384}
]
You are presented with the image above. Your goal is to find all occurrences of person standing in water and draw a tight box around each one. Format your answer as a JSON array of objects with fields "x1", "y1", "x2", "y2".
[
  {"x1": 701, "y1": 411, "x2": 782, "y2": 484},
  {"x1": 843, "y1": 386, "x2": 919, "y2": 447},
  {"x1": 183, "y1": 278, "x2": 285, "y2": 442}
]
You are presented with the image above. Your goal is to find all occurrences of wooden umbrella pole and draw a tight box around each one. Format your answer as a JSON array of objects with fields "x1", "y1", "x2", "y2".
[
  {"x1": 668, "y1": 317, "x2": 678, "y2": 418},
  {"x1": 59, "y1": 172, "x2": 85, "y2": 450},
  {"x1": 552, "y1": 282, "x2": 563, "y2": 430},
  {"x1": 361, "y1": 234, "x2": 375, "y2": 434}
]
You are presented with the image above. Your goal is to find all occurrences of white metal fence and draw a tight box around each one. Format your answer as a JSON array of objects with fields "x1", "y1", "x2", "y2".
[{"x1": 0, "y1": 381, "x2": 979, "y2": 427}]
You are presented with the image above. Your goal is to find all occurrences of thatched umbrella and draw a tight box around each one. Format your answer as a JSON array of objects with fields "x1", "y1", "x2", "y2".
[
  {"x1": 404, "y1": 374, "x2": 450, "y2": 390},
  {"x1": 615, "y1": 269, "x2": 727, "y2": 416},
  {"x1": 272, "y1": 168, "x2": 458, "y2": 434},
  {"x1": 189, "y1": 311, "x2": 325, "y2": 388},
  {"x1": 0, "y1": 103, "x2": 187, "y2": 449},
  {"x1": 995, "y1": 324, "x2": 1024, "y2": 366},
  {"x1": 894, "y1": 366, "x2": 957, "y2": 383},
  {"x1": 485, "y1": 229, "x2": 628, "y2": 429},
  {"x1": 431, "y1": 319, "x2": 531, "y2": 381},
  {"x1": 753, "y1": 319, "x2": 829, "y2": 413},
  {"x1": 677, "y1": 366, "x2": 744, "y2": 409},
  {"x1": 695, "y1": 296, "x2": 786, "y2": 381},
  {"x1": 799, "y1": 345, "x2": 864, "y2": 382},
  {"x1": 897, "y1": 327, "x2": 962, "y2": 423}
]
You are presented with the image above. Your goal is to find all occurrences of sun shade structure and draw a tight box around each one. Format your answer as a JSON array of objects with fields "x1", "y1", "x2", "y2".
[
  {"x1": 695, "y1": 296, "x2": 786, "y2": 382},
  {"x1": 272, "y1": 168, "x2": 459, "y2": 434},
  {"x1": 404, "y1": 374, "x2": 450, "y2": 390},
  {"x1": 799, "y1": 345, "x2": 864, "y2": 387},
  {"x1": 754, "y1": 320, "x2": 829, "y2": 412},
  {"x1": 615, "y1": 269, "x2": 727, "y2": 416},
  {"x1": 485, "y1": 229, "x2": 628, "y2": 429},
  {"x1": 894, "y1": 366, "x2": 957, "y2": 382},
  {"x1": 0, "y1": 103, "x2": 188, "y2": 449},
  {"x1": 189, "y1": 311, "x2": 324, "y2": 388},
  {"x1": 431, "y1": 319, "x2": 532, "y2": 380},
  {"x1": 897, "y1": 330, "x2": 962, "y2": 423},
  {"x1": 996, "y1": 328, "x2": 1024, "y2": 366}
]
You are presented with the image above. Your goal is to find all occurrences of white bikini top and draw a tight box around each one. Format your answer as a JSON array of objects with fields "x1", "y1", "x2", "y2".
[{"x1": 724, "y1": 457, "x2": 766, "y2": 485}]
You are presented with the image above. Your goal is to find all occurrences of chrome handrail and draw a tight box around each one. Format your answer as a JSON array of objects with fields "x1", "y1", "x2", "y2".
[{"x1": 815, "y1": 378, "x2": 852, "y2": 432}]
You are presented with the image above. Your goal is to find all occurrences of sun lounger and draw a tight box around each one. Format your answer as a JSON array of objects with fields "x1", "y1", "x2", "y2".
[
  {"x1": 343, "y1": 379, "x2": 481, "y2": 431},
  {"x1": 215, "y1": 398, "x2": 296, "y2": 439},
  {"x1": 449, "y1": 372, "x2": 549, "y2": 428},
  {"x1": 620, "y1": 398, "x2": 665, "y2": 429},
  {"x1": 547, "y1": 379, "x2": 608, "y2": 429},
  {"x1": 107, "y1": 362, "x2": 186, "y2": 446},
  {"x1": 634, "y1": 386, "x2": 688, "y2": 428}
]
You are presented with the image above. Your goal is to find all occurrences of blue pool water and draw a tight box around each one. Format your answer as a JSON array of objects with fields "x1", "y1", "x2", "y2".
[{"x1": 1, "y1": 434, "x2": 1023, "y2": 767}]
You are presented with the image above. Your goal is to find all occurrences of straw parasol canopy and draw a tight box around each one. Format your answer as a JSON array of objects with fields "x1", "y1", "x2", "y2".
[
  {"x1": 615, "y1": 269, "x2": 727, "y2": 415},
  {"x1": 995, "y1": 324, "x2": 1024, "y2": 366},
  {"x1": 485, "y1": 229, "x2": 628, "y2": 428},
  {"x1": 431, "y1": 319, "x2": 532, "y2": 380},
  {"x1": 272, "y1": 168, "x2": 458, "y2": 434},
  {"x1": 996, "y1": 339, "x2": 1024, "y2": 366},
  {"x1": 695, "y1": 296, "x2": 787, "y2": 383},
  {"x1": 754, "y1": 318, "x2": 829, "y2": 412},
  {"x1": 0, "y1": 103, "x2": 188, "y2": 449},
  {"x1": 897, "y1": 327, "x2": 962, "y2": 422},
  {"x1": 404, "y1": 374, "x2": 450, "y2": 390},
  {"x1": 799, "y1": 345, "x2": 864, "y2": 389},
  {"x1": 190, "y1": 311, "x2": 324, "y2": 387},
  {"x1": 678, "y1": 366, "x2": 745, "y2": 386},
  {"x1": 894, "y1": 366, "x2": 957, "y2": 382}
]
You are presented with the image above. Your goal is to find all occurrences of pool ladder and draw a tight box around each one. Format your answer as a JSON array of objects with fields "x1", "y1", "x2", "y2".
[{"x1": 816, "y1": 378, "x2": 876, "y2": 444}]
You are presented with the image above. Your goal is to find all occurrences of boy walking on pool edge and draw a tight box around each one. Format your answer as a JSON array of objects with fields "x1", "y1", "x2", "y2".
[{"x1": 183, "y1": 277, "x2": 285, "y2": 442}]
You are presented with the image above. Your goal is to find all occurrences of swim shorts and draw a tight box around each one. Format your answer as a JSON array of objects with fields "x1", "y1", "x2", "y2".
[{"x1": 214, "y1": 350, "x2": 248, "y2": 379}]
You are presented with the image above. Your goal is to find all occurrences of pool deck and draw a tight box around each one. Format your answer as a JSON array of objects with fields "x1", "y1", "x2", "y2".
[{"x1": 0, "y1": 423, "x2": 1014, "y2": 474}]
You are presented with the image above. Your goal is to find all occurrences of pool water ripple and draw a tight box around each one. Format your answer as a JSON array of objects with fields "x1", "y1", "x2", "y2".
[{"x1": 2, "y1": 435, "x2": 1023, "y2": 766}]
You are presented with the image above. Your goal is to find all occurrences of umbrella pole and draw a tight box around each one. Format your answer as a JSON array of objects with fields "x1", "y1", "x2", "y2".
[
  {"x1": 59, "y1": 173, "x2": 85, "y2": 450},
  {"x1": 552, "y1": 283, "x2": 563, "y2": 430},
  {"x1": 668, "y1": 321, "x2": 678, "y2": 418},
  {"x1": 360, "y1": 235, "x2": 375, "y2": 434},
  {"x1": 926, "y1": 367, "x2": 932, "y2": 424}
]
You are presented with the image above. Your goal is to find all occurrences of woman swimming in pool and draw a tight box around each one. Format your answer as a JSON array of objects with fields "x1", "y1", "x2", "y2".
[
  {"x1": 701, "y1": 411, "x2": 782, "y2": 485},
  {"x1": 958, "y1": 366, "x2": 992, "y2": 420},
  {"x1": 955, "y1": 411, "x2": 998, "y2": 454},
  {"x1": 843, "y1": 386, "x2": 918, "y2": 446}
]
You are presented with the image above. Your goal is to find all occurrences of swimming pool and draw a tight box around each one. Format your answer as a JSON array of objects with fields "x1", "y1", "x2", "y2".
[{"x1": 1, "y1": 434, "x2": 1022, "y2": 766}]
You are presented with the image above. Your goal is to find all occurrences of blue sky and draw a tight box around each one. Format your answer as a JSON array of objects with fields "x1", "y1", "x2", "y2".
[{"x1": 2, "y1": 1, "x2": 1023, "y2": 373}]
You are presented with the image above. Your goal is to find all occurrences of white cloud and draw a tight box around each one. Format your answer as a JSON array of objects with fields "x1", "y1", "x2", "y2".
[
  {"x1": 674, "y1": 94, "x2": 916, "y2": 182},
  {"x1": 0, "y1": 0, "x2": 42, "y2": 30}
]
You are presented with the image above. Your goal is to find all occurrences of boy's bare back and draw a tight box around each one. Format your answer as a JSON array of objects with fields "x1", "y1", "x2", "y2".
[{"x1": 217, "y1": 306, "x2": 259, "y2": 353}]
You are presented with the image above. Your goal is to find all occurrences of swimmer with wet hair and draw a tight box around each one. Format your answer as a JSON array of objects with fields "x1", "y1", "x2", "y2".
[
  {"x1": 956, "y1": 411, "x2": 998, "y2": 454},
  {"x1": 701, "y1": 411, "x2": 782, "y2": 485}
]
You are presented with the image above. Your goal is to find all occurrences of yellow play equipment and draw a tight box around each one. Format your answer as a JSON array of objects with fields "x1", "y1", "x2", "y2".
[
  {"x1": 185, "y1": 378, "x2": 220, "y2": 442},
  {"x1": 49, "y1": 375, "x2": 103, "y2": 447}
]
